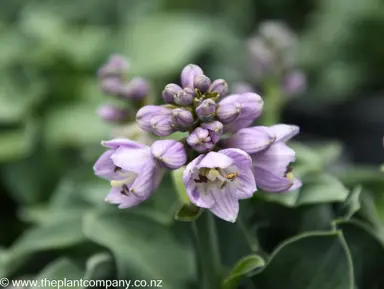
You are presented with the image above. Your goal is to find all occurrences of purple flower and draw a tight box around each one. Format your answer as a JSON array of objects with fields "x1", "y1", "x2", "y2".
[
  {"x1": 162, "y1": 84, "x2": 182, "y2": 104},
  {"x1": 151, "y1": 140, "x2": 187, "y2": 169},
  {"x1": 93, "y1": 139, "x2": 163, "y2": 208},
  {"x1": 283, "y1": 70, "x2": 306, "y2": 95},
  {"x1": 209, "y1": 79, "x2": 228, "y2": 97},
  {"x1": 187, "y1": 127, "x2": 215, "y2": 153},
  {"x1": 136, "y1": 105, "x2": 173, "y2": 136},
  {"x1": 194, "y1": 74, "x2": 211, "y2": 93},
  {"x1": 196, "y1": 99, "x2": 216, "y2": 122},
  {"x1": 171, "y1": 108, "x2": 195, "y2": 130},
  {"x1": 251, "y1": 124, "x2": 301, "y2": 192},
  {"x1": 119, "y1": 77, "x2": 149, "y2": 100},
  {"x1": 175, "y1": 88, "x2": 195, "y2": 106},
  {"x1": 223, "y1": 126, "x2": 276, "y2": 154},
  {"x1": 97, "y1": 105, "x2": 128, "y2": 123},
  {"x1": 216, "y1": 93, "x2": 264, "y2": 125},
  {"x1": 201, "y1": 121, "x2": 223, "y2": 144},
  {"x1": 98, "y1": 55, "x2": 129, "y2": 79},
  {"x1": 181, "y1": 64, "x2": 203, "y2": 89},
  {"x1": 100, "y1": 78, "x2": 121, "y2": 96},
  {"x1": 183, "y1": 149, "x2": 256, "y2": 222}
]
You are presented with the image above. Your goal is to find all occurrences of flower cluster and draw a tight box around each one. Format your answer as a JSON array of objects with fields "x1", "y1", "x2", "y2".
[
  {"x1": 94, "y1": 64, "x2": 301, "y2": 222},
  {"x1": 97, "y1": 55, "x2": 149, "y2": 123},
  {"x1": 241, "y1": 21, "x2": 306, "y2": 97}
]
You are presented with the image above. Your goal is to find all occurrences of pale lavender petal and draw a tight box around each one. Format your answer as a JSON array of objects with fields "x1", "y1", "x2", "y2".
[
  {"x1": 290, "y1": 178, "x2": 302, "y2": 191},
  {"x1": 236, "y1": 169, "x2": 257, "y2": 199},
  {"x1": 196, "y1": 99, "x2": 216, "y2": 121},
  {"x1": 100, "y1": 78, "x2": 121, "y2": 96},
  {"x1": 209, "y1": 79, "x2": 228, "y2": 96},
  {"x1": 187, "y1": 183, "x2": 215, "y2": 208},
  {"x1": 187, "y1": 127, "x2": 214, "y2": 153},
  {"x1": 105, "y1": 187, "x2": 143, "y2": 208},
  {"x1": 209, "y1": 186, "x2": 239, "y2": 222},
  {"x1": 171, "y1": 108, "x2": 195, "y2": 130},
  {"x1": 196, "y1": 151, "x2": 234, "y2": 169},
  {"x1": 174, "y1": 87, "x2": 194, "y2": 106},
  {"x1": 269, "y1": 124, "x2": 299, "y2": 142},
  {"x1": 180, "y1": 64, "x2": 203, "y2": 89},
  {"x1": 224, "y1": 126, "x2": 276, "y2": 154},
  {"x1": 150, "y1": 113, "x2": 174, "y2": 136},
  {"x1": 97, "y1": 105, "x2": 128, "y2": 123},
  {"x1": 136, "y1": 105, "x2": 171, "y2": 132},
  {"x1": 253, "y1": 142, "x2": 295, "y2": 177},
  {"x1": 119, "y1": 77, "x2": 149, "y2": 100},
  {"x1": 111, "y1": 146, "x2": 152, "y2": 173},
  {"x1": 223, "y1": 117, "x2": 254, "y2": 133},
  {"x1": 183, "y1": 154, "x2": 204, "y2": 184},
  {"x1": 194, "y1": 74, "x2": 211, "y2": 93},
  {"x1": 218, "y1": 148, "x2": 252, "y2": 169},
  {"x1": 253, "y1": 167, "x2": 293, "y2": 193},
  {"x1": 93, "y1": 150, "x2": 116, "y2": 180},
  {"x1": 201, "y1": 121, "x2": 223, "y2": 143},
  {"x1": 283, "y1": 70, "x2": 306, "y2": 95},
  {"x1": 162, "y1": 83, "x2": 182, "y2": 103},
  {"x1": 102, "y1": 138, "x2": 146, "y2": 149},
  {"x1": 129, "y1": 159, "x2": 159, "y2": 198},
  {"x1": 151, "y1": 140, "x2": 187, "y2": 169}
]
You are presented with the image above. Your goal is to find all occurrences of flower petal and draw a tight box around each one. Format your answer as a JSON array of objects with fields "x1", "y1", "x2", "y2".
[
  {"x1": 236, "y1": 168, "x2": 257, "y2": 199},
  {"x1": 111, "y1": 146, "x2": 152, "y2": 173},
  {"x1": 93, "y1": 149, "x2": 116, "y2": 180},
  {"x1": 130, "y1": 160, "x2": 159, "y2": 198},
  {"x1": 102, "y1": 138, "x2": 146, "y2": 149},
  {"x1": 105, "y1": 187, "x2": 144, "y2": 208},
  {"x1": 151, "y1": 140, "x2": 187, "y2": 169},
  {"x1": 218, "y1": 148, "x2": 252, "y2": 169},
  {"x1": 224, "y1": 126, "x2": 276, "y2": 154},
  {"x1": 252, "y1": 142, "x2": 295, "y2": 178},
  {"x1": 209, "y1": 186, "x2": 239, "y2": 222},
  {"x1": 253, "y1": 167, "x2": 293, "y2": 193},
  {"x1": 186, "y1": 182, "x2": 215, "y2": 208},
  {"x1": 269, "y1": 124, "x2": 299, "y2": 143},
  {"x1": 183, "y1": 154, "x2": 205, "y2": 184},
  {"x1": 196, "y1": 151, "x2": 234, "y2": 169}
]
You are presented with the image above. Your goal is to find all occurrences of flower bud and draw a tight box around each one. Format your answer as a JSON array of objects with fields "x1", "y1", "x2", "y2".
[
  {"x1": 136, "y1": 105, "x2": 171, "y2": 133},
  {"x1": 187, "y1": 127, "x2": 215, "y2": 153},
  {"x1": 223, "y1": 126, "x2": 276, "y2": 154},
  {"x1": 100, "y1": 78, "x2": 121, "y2": 96},
  {"x1": 162, "y1": 83, "x2": 182, "y2": 104},
  {"x1": 209, "y1": 79, "x2": 228, "y2": 96},
  {"x1": 151, "y1": 140, "x2": 187, "y2": 169},
  {"x1": 193, "y1": 74, "x2": 211, "y2": 93},
  {"x1": 217, "y1": 93, "x2": 263, "y2": 124},
  {"x1": 283, "y1": 71, "x2": 306, "y2": 95},
  {"x1": 181, "y1": 64, "x2": 203, "y2": 89},
  {"x1": 196, "y1": 99, "x2": 216, "y2": 122},
  {"x1": 150, "y1": 113, "x2": 174, "y2": 137},
  {"x1": 171, "y1": 108, "x2": 195, "y2": 131},
  {"x1": 175, "y1": 88, "x2": 194, "y2": 106},
  {"x1": 97, "y1": 105, "x2": 128, "y2": 123},
  {"x1": 119, "y1": 77, "x2": 149, "y2": 100},
  {"x1": 201, "y1": 121, "x2": 223, "y2": 144},
  {"x1": 98, "y1": 55, "x2": 129, "y2": 79}
]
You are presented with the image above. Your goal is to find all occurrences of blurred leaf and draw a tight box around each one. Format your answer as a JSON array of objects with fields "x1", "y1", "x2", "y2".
[
  {"x1": 222, "y1": 254, "x2": 265, "y2": 289},
  {"x1": 122, "y1": 13, "x2": 214, "y2": 77},
  {"x1": 4, "y1": 215, "x2": 85, "y2": 276},
  {"x1": 44, "y1": 103, "x2": 110, "y2": 148},
  {"x1": 336, "y1": 186, "x2": 362, "y2": 220},
  {"x1": 251, "y1": 231, "x2": 353, "y2": 289},
  {"x1": 257, "y1": 173, "x2": 348, "y2": 207},
  {"x1": 32, "y1": 258, "x2": 84, "y2": 289},
  {"x1": 83, "y1": 209, "x2": 196, "y2": 288},
  {"x1": 171, "y1": 167, "x2": 189, "y2": 204},
  {"x1": 0, "y1": 120, "x2": 38, "y2": 162},
  {"x1": 83, "y1": 253, "x2": 114, "y2": 280},
  {"x1": 335, "y1": 220, "x2": 384, "y2": 288},
  {"x1": 175, "y1": 203, "x2": 204, "y2": 222}
]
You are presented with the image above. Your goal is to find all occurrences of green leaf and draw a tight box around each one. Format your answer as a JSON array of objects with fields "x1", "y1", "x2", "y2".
[
  {"x1": 121, "y1": 13, "x2": 214, "y2": 77},
  {"x1": 4, "y1": 215, "x2": 86, "y2": 277},
  {"x1": 0, "y1": 121, "x2": 38, "y2": 162},
  {"x1": 83, "y1": 253, "x2": 114, "y2": 280},
  {"x1": 175, "y1": 203, "x2": 204, "y2": 222},
  {"x1": 171, "y1": 167, "x2": 190, "y2": 204},
  {"x1": 43, "y1": 103, "x2": 110, "y2": 148},
  {"x1": 336, "y1": 186, "x2": 362, "y2": 220},
  {"x1": 83, "y1": 209, "x2": 196, "y2": 288},
  {"x1": 251, "y1": 231, "x2": 354, "y2": 289},
  {"x1": 32, "y1": 258, "x2": 84, "y2": 289},
  {"x1": 257, "y1": 173, "x2": 349, "y2": 207},
  {"x1": 335, "y1": 220, "x2": 384, "y2": 289},
  {"x1": 222, "y1": 254, "x2": 265, "y2": 289}
]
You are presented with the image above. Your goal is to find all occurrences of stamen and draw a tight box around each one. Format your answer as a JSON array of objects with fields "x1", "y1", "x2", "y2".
[
  {"x1": 226, "y1": 172, "x2": 238, "y2": 181},
  {"x1": 284, "y1": 166, "x2": 295, "y2": 181},
  {"x1": 120, "y1": 184, "x2": 130, "y2": 196},
  {"x1": 114, "y1": 166, "x2": 121, "y2": 173}
]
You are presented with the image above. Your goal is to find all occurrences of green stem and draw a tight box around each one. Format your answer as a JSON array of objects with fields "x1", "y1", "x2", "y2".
[
  {"x1": 191, "y1": 212, "x2": 222, "y2": 289},
  {"x1": 236, "y1": 216, "x2": 260, "y2": 253},
  {"x1": 261, "y1": 80, "x2": 284, "y2": 126}
]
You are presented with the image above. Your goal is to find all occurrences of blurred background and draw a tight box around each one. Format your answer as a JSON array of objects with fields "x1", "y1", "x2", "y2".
[{"x1": 0, "y1": 0, "x2": 383, "y2": 287}]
